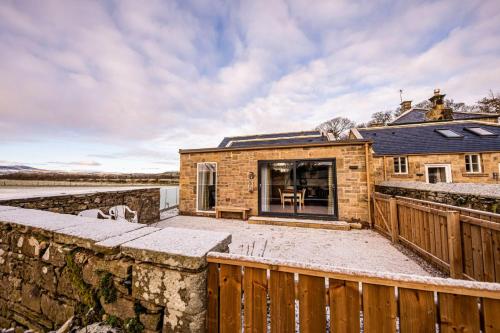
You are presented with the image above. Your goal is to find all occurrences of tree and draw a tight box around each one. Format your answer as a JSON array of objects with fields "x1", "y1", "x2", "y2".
[
  {"x1": 315, "y1": 117, "x2": 356, "y2": 140},
  {"x1": 367, "y1": 110, "x2": 393, "y2": 127},
  {"x1": 476, "y1": 90, "x2": 500, "y2": 114}
]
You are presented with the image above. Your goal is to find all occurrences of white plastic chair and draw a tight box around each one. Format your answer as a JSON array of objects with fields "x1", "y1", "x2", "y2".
[
  {"x1": 109, "y1": 205, "x2": 138, "y2": 223},
  {"x1": 78, "y1": 209, "x2": 111, "y2": 220}
]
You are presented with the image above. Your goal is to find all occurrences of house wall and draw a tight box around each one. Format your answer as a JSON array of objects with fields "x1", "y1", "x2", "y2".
[
  {"x1": 179, "y1": 143, "x2": 371, "y2": 222},
  {"x1": 372, "y1": 152, "x2": 500, "y2": 184}
]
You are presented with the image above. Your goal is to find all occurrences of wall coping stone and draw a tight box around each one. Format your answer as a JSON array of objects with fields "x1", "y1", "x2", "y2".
[
  {"x1": 121, "y1": 227, "x2": 231, "y2": 270},
  {"x1": 0, "y1": 206, "x2": 86, "y2": 231},
  {"x1": 95, "y1": 226, "x2": 161, "y2": 249},
  {"x1": 0, "y1": 206, "x2": 231, "y2": 269}
]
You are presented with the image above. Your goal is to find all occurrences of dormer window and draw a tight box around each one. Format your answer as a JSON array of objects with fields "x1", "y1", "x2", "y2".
[
  {"x1": 464, "y1": 127, "x2": 496, "y2": 136},
  {"x1": 435, "y1": 129, "x2": 463, "y2": 138}
]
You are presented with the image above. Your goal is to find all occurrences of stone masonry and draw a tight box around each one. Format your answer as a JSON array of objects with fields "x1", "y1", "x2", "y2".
[
  {"x1": 0, "y1": 206, "x2": 231, "y2": 332},
  {"x1": 0, "y1": 188, "x2": 160, "y2": 224},
  {"x1": 376, "y1": 182, "x2": 500, "y2": 213},
  {"x1": 179, "y1": 142, "x2": 372, "y2": 222},
  {"x1": 371, "y1": 152, "x2": 500, "y2": 184}
]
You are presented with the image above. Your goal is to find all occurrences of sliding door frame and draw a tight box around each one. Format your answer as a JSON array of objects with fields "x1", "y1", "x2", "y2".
[{"x1": 257, "y1": 158, "x2": 339, "y2": 220}]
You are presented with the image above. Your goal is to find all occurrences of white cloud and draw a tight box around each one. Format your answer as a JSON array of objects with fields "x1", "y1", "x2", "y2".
[{"x1": 0, "y1": 0, "x2": 499, "y2": 171}]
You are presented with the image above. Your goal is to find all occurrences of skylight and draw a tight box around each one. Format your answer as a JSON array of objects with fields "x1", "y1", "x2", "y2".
[
  {"x1": 435, "y1": 129, "x2": 463, "y2": 138},
  {"x1": 464, "y1": 127, "x2": 496, "y2": 136}
]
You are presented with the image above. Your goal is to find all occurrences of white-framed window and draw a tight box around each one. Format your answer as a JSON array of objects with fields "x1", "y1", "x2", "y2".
[
  {"x1": 393, "y1": 156, "x2": 408, "y2": 174},
  {"x1": 196, "y1": 162, "x2": 217, "y2": 212},
  {"x1": 425, "y1": 164, "x2": 452, "y2": 183},
  {"x1": 465, "y1": 154, "x2": 481, "y2": 173}
]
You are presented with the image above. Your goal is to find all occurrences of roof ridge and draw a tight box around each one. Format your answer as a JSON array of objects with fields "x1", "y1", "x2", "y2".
[
  {"x1": 222, "y1": 130, "x2": 322, "y2": 140},
  {"x1": 359, "y1": 120, "x2": 500, "y2": 131}
]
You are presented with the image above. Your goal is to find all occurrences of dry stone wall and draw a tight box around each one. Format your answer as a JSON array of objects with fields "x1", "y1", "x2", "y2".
[
  {"x1": 376, "y1": 183, "x2": 500, "y2": 213},
  {"x1": 0, "y1": 206, "x2": 231, "y2": 333},
  {"x1": 0, "y1": 188, "x2": 160, "y2": 224}
]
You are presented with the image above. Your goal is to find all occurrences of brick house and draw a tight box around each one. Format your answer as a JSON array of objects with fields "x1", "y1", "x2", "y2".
[
  {"x1": 179, "y1": 133, "x2": 373, "y2": 223},
  {"x1": 350, "y1": 90, "x2": 500, "y2": 184}
]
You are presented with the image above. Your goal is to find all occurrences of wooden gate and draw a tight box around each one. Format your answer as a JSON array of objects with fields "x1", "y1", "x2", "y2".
[{"x1": 373, "y1": 193, "x2": 500, "y2": 282}]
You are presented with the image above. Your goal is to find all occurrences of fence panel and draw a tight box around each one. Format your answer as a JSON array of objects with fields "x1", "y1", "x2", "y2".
[
  {"x1": 269, "y1": 271, "x2": 295, "y2": 332},
  {"x1": 207, "y1": 254, "x2": 500, "y2": 332}
]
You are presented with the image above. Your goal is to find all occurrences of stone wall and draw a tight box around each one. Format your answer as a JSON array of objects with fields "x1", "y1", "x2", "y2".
[
  {"x1": 0, "y1": 188, "x2": 160, "y2": 224},
  {"x1": 376, "y1": 183, "x2": 500, "y2": 213},
  {"x1": 372, "y1": 152, "x2": 500, "y2": 184},
  {"x1": 179, "y1": 142, "x2": 372, "y2": 222},
  {"x1": 0, "y1": 206, "x2": 231, "y2": 332}
]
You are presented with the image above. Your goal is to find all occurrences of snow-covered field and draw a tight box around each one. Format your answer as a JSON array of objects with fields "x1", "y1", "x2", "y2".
[
  {"x1": 0, "y1": 186, "x2": 158, "y2": 200},
  {"x1": 154, "y1": 215, "x2": 437, "y2": 276}
]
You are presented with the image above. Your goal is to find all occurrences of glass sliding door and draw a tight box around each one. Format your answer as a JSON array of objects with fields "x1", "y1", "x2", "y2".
[
  {"x1": 258, "y1": 159, "x2": 338, "y2": 219},
  {"x1": 296, "y1": 160, "x2": 336, "y2": 216},
  {"x1": 259, "y1": 161, "x2": 295, "y2": 214},
  {"x1": 197, "y1": 162, "x2": 217, "y2": 211}
]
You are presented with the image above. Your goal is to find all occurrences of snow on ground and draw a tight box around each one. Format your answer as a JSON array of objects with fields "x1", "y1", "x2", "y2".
[
  {"x1": 0, "y1": 186, "x2": 158, "y2": 200},
  {"x1": 154, "y1": 215, "x2": 437, "y2": 276}
]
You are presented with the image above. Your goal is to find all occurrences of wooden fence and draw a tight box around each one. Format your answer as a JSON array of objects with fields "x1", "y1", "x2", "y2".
[
  {"x1": 373, "y1": 192, "x2": 500, "y2": 282},
  {"x1": 207, "y1": 253, "x2": 500, "y2": 333}
]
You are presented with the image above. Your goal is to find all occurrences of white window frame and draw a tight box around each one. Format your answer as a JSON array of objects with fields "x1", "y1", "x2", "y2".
[
  {"x1": 196, "y1": 162, "x2": 217, "y2": 213},
  {"x1": 393, "y1": 156, "x2": 408, "y2": 174},
  {"x1": 465, "y1": 154, "x2": 482, "y2": 174},
  {"x1": 425, "y1": 164, "x2": 452, "y2": 183}
]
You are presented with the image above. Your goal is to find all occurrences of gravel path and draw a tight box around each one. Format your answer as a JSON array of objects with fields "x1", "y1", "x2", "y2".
[{"x1": 154, "y1": 216, "x2": 439, "y2": 276}]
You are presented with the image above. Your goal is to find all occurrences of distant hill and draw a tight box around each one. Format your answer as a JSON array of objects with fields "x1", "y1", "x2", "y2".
[
  {"x1": 0, "y1": 166, "x2": 179, "y2": 185},
  {"x1": 0, "y1": 165, "x2": 43, "y2": 174}
]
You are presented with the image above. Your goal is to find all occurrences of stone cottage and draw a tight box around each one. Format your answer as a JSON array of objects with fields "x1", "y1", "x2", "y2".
[
  {"x1": 350, "y1": 89, "x2": 500, "y2": 184},
  {"x1": 179, "y1": 134, "x2": 373, "y2": 223}
]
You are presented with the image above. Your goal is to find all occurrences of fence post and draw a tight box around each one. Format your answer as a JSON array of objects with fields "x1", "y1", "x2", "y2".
[
  {"x1": 370, "y1": 195, "x2": 375, "y2": 228},
  {"x1": 446, "y1": 211, "x2": 463, "y2": 279},
  {"x1": 389, "y1": 197, "x2": 399, "y2": 244}
]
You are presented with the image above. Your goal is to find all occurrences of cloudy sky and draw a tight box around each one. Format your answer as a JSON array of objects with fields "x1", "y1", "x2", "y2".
[{"x1": 1, "y1": 0, "x2": 499, "y2": 172}]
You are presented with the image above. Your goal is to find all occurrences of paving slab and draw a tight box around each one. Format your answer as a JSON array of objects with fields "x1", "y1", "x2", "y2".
[{"x1": 121, "y1": 227, "x2": 231, "y2": 270}]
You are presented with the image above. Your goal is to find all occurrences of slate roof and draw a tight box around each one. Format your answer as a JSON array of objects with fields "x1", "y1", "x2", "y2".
[
  {"x1": 218, "y1": 130, "x2": 327, "y2": 148},
  {"x1": 390, "y1": 109, "x2": 497, "y2": 125},
  {"x1": 358, "y1": 122, "x2": 500, "y2": 155}
]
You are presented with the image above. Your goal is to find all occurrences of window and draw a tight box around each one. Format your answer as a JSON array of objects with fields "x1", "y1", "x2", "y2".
[
  {"x1": 425, "y1": 164, "x2": 452, "y2": 183},
  {"x1": 435, "y1": 129, "x2": 463, "y2": 138},
  {"x1": 393, "y1": 156, "x2": 408, "y2": 174},
  {"x1": 196, "y1": 162, "x2": 217, "y2": 211},
  {"x1": 464, "y1": 127, "x2": 496, "y2": 136},
  {"x1": 465, "y1": 154, "x2": 481, "y2": 173}
]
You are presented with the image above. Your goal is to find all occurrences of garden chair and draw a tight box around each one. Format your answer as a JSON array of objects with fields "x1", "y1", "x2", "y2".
[
  {"x1": 109, "y1": 205, "x2": 138, "y2": 223},
  {"x1": 78, "y1": 209, "x2": 111, "y2": 220}
]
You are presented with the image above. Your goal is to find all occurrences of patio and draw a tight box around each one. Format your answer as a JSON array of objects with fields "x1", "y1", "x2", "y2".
[{"x1": 154, "y1": 215, "x2": 438, "y2": 276}]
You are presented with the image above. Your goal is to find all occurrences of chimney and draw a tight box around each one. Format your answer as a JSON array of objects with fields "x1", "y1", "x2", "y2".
[
  {"x1": 400, "y1": 100, "x2": 412, "y2": 112},
  {"x1": 425, "y1": 88, "x2": 452, "y2": 121}
]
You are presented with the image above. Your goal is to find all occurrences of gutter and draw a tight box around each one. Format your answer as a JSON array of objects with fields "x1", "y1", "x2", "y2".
[{"x1": 179, "y1": 139, "x2": 372, "y2": 154}]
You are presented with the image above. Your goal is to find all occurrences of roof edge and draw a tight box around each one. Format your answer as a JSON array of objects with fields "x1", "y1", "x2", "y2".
[
  {"x1": 179, "y1": 139, "x2": 372, "y2": 154},
  {"x1": 359, "y1": 120, "x2": 500, "y2": 131}
]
